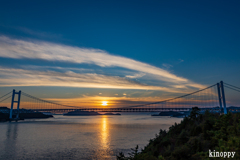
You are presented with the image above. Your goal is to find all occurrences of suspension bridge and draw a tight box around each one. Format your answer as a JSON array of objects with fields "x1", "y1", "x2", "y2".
[{"x1": 1, "y1": 81, "x2": 240, "y2": 119}]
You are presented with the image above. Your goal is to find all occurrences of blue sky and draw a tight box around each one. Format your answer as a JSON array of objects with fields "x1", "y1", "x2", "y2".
[{"x1": 0, "y1": 0, "x2": 239, "y2": 107}]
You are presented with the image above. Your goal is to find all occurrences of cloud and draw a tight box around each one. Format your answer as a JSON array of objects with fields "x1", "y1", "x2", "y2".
[
  {"x1": 0, "y1": 25, "x2": 63, "y2": 40},
  {"x1": 44, "y1": 95, "x2": 173, "y2": 108},
  {"x1": 0, "y1": 36, "x2": 188, "y2": 82},
  {"x1": 17, "y1": 27, "x2": 62, "y2": 39},
  {"x1": 0, "y1": 67, "x2": 185, "y2": 92},
  {"x1": 0, "y1": 36, "x2": 206, "y2": 91},
  {"x1": 178, "y1": 59, "x2": 184, "y2": 64},
  {"x1": 162, "y1": 63, "x2": 173, "y2": 69},
  {"x1": 126, "y1": 73, "x2": 145, "y2": 79}
]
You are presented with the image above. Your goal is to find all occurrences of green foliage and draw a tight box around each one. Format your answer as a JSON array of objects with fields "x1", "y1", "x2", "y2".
[
  {"x1": 116, "y1": 152, "x2": 126, "y2": 160},
  {"x1": 128, "y1": 145, "x2": 139, "y2": 158},
  {"x1": 189, "y1": 107, "x2": 200, "y2": 119},
  {"x1": 158, "y1": 155, "x2": 165, "y2": 160},
  {"x1": 117, "y1": 108, "x2": 240, "y2": 160}
]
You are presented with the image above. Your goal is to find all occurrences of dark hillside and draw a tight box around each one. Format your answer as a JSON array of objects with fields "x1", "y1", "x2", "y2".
[{"x1": 117, "y1": 107, "x2": 240, "y2": 160}]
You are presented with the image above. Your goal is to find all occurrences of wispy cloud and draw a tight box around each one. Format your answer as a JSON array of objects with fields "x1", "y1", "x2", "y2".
[
  {"x1": 0, "y1": 36, "x2": 206, "y2": 91},
  {"x1": 0, "y1": 25, "x2": 63, "y2": 40},
  {"x1": 177, "y1": 59, "x2": 184, "y2": 64},
  {"x1": 162, "y1": 63, "x2": 173, "y2": 69},
  {"x1": 17, "y1": 27, "x2": 62, "y2": 39},
  {"x1": 126, "y1": 73, "x2": 145, "y2": 79},
  {"x1": 45, "y1": 95, "x2": 174, "y2": 108},
  {"x1": 0, "y1": 67, "x2": 184, "y2": 92},
  {"x1": 0, "y1": 36, "x2": 186, "y2": 81}
]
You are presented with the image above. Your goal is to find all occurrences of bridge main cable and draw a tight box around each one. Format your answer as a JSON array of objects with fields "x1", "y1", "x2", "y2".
[
  {"x1": 223, "y1": 82, "x2": 240, "y2": 93},
  {"x1": 0, "y1": 91, "x2": 13, "y2": 100},
  {"x1": 21, "y1": 91, "x2": 82, "y2": 109},
  {"x1": 124, "y1": 83, "x2": 218, "y2": 108}
]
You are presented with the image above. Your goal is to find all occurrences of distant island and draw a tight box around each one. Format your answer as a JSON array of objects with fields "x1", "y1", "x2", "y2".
[
  {"x1": 63, "y1": 110, "x2": 121, "y2": 116},
  {"x1": 103, "y1": 112, "x2": 121, "y2": 115},
  {"x1": 0, "y1": 107, "x2": 53, "y2": 122},
  {"x1": 151, "y1": 111, "x2": 189, "y2": 117}
]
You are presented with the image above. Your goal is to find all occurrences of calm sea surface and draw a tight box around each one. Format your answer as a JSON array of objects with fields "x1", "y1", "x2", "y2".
[{"x1": 0, "y1": 113, "x2": 182, "y2": 160}]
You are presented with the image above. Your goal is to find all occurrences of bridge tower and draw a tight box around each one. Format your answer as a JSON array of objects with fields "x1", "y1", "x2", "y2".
[
  {"x1": 217, "y1": 81, "x2": 227, "y2": 114},
  {"x1": 217, "y1": 83, "x2": 223, "y2": 113},
  {"x1": 9, "y1": 89, "x2": 21, "y2": 120},
  {"x1": 220, "y1": 81, "x2": 227, "y2": 114}
]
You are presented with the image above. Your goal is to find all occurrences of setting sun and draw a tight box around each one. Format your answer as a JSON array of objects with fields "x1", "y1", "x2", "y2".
[{"x1": 102, "y1": 101, "x2": 108, "y2": 106}]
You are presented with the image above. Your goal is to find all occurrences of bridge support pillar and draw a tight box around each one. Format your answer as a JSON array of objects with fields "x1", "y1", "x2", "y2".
[
  {"x1": 16, "y1": 91, "x2": 21, "y2": 119},
  {"x1": 220, "y1": 81, "x2": 227, "y2": 114},
  {"x1": 217, "y1": 83, "x2": 223, "y2": 113},
  {"x1": 9, "y1": 89, "x2": 15, "y2": 119},
  {"x1": 9, "y1": 89, "x2": 21, "y2": 120}
]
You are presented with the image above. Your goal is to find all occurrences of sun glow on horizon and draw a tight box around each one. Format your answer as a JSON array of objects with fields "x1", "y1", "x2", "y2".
[{"x1": 101, "y1": 101, "x2": 108, "y2": 106}]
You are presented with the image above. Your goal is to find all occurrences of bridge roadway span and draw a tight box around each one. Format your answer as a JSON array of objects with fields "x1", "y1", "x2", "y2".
[{"x1": 32, "y1": 107, "x2": 218, "y2": 112}]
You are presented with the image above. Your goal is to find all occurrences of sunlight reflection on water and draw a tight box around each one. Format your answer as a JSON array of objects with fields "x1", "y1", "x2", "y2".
[
  {"x1": 0, "y1": 114, "x2": 182, "y2": 160},
  {"x1": 101, "y1": 116, "x2": 108, "y2": 149},
  {"x1": 94, "y1": 116, "x2": 114, "y2": 160}
]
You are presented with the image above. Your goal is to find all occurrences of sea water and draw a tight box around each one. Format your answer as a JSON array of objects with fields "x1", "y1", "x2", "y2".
[{"x1": 0, "y1": 113, "x2": 182, "y2": 160}]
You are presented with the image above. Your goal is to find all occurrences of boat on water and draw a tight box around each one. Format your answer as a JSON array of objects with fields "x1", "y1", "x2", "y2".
[{"x1": 63, "y1": 110, "x2": 101, "y2": 116}]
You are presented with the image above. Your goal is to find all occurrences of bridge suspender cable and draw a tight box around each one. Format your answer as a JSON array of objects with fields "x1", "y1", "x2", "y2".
[
  {"x1": 0, "y1": 91, "x2": 13, "y2": 100},
  {"x1": 224, "y1": 82, "x2": 240, "y2": 90},
  {"x1": 123, "y1": 83, "x2": 218, "y2": 108},
  {"x1": 2, "y1": 81, "x2": 239, "y2": 114}
]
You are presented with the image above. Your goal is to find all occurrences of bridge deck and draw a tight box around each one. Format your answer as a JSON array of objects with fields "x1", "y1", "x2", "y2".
[{"x1": 32, "y1": 107, "x2": 219, "y2": 112}]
